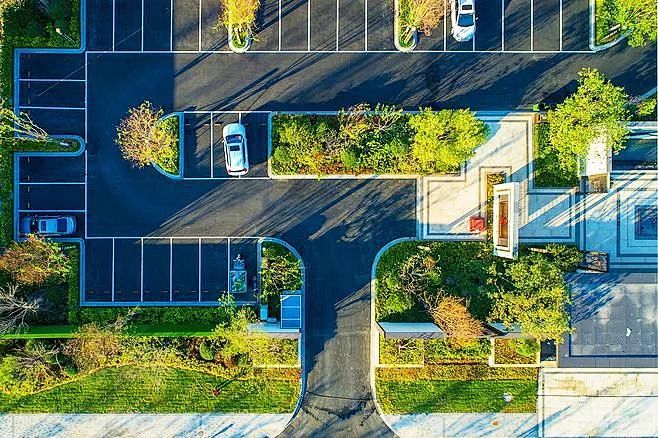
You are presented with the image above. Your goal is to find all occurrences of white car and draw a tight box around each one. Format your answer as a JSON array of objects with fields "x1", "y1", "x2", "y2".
[
  {"x1": 20, "y1": 215, "x2": 76, "y2": 237},
  {"x1": 451, "y1": 0, "x2": 476, "y2": 42},
  {"x1": 222, "y1": 123, "x2": 249, "y2": 176}
]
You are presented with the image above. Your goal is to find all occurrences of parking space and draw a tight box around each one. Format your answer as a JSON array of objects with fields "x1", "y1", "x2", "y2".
[
  {"x1": 83, "y1": 237, "x2": 261, "y2": 304},
  {"x1": 183, "y1": 111, "x2": 269, "y2": 179},
  {"x1": 92, "y1": 0, "x2": 590, "y2": 53}
]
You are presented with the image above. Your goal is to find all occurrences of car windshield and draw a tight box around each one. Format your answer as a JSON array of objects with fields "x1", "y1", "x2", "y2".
[
  {"x1": 458, "y1": 12, "x2": 474, "y2": 27},
  {"x1": 228, "y1": 144, "x2": 242, "y2": 152},
  {"x1": 57, "y1": 218, "x2": 68, "y2": 233},
  {"x1": 226, "y1": 134, "x2": 242, "y2": 144}
]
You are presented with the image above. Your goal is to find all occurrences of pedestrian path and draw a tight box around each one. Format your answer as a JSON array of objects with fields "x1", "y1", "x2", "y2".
[
  {"x1": 383, "y1": 413, "x2": 537, "y2": 437},
  {"x1": 0, "y1": 413, "x2": 292, "y2": 438}
]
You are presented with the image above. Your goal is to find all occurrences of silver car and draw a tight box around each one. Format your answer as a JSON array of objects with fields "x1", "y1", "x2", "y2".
[
  {"x1": 222, "y1": 123, "x2": 249, "y2": 176},
  {"x1": 451, "y1": 0, "x2": 476, "y2": 42},
  {"x1": 20, "y1": 216, "x2": 76, "y2": 237}
]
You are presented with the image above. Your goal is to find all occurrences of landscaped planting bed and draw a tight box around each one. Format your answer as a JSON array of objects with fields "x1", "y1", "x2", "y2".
[
  {"x1": 533, "y1": 122, "x2": 578, "y2": 188},
  {"x1": 379, "y1": 336, "x2": 491, "y2": 365},
  {"x1": 493, "y1": 338, "x2": 540, "y2": 365},
  {"x1": 260, "y1": 241, "x2": 302, "y2": 319},
  {"x1": 270, "y1": 107, "x2": 488, "y2": 176}
]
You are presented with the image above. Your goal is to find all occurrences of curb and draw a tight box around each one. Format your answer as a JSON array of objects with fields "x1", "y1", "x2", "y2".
[
  {"x1": 152, "y1": 112, "x2": 184, "y2": 180},
  {"x1": 588, "y1": 0, "x2": 628, "y2": 51},
  {"x1": 393, "y1": 0, "x2": 418, "y2": 52}
]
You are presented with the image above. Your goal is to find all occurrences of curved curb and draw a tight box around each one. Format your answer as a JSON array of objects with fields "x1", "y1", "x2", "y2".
[
  {"x1": 393, "y1": 0, "x2": 418, "y2": 52},
  {"x1": 588, "y1": 0, "x2": 628, "y2": 51},
  {"x1": 228, "y1": 25, "x2": 253, "y2": 53},
  {"x1": 151, "y1": 112, "x2": 184, "y2": 180},
  {"x1": 256, "y1": 237, "x2": 307, "y2": 428},
  {"x1": 369, "y1": 237, "x2": 418, "y2": 436}
]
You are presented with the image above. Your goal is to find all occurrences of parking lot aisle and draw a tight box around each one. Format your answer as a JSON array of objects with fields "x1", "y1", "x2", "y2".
[
  {"x1": 532, "y1": 0, "x2": 560, "y2": 51},
  {"x1": 86, "y1": 0, "x2": 113, "y2": 50},
  {"x1": 113, "y1": 239, "x2": 142, "y2": 302},
  {"x1": 415, "y1": 0, "x2": 446, "y2": 50},
  {"x1": 19, "y1": 81, "x2": 84, "y2": 109},
  {"x1": 143, "y1": 239, "x2": 172, "y2": 302},
  {"x1": 365, "y1": 0, "x2": 393, "y2": 50},
  {"x1": 18, "y1": 108, "x2": 85, "y2": 138},
  {"x1": 18, "y1": 184, "x2": 84, "y2": 212},
  {"x1": 114, "y1": 0, "x2": 142, "y2": 51},
  {"x1": 212, "y1": 113, "x2": 240, "y2": 178},
  {"x1": 173, "y1": 0, "x2": 201, "y2": 50},
  {"x1": 309, "y1": 0, "x2": 337, "y2": 51},
  {"x1": 143, "y1": 0, "x2": 173, "y2": 51},
  {"x1": 503, "y1": 0, "x2": 531, "y2": 50},
  {"x1": 201, "y1": 0, "x2": 229, "y2": 50},
  {"x1": 172, "y1": 239, "x2": 201, "y2": 301},
  {"x1": 201, "y1": 238, "x2": 229, "y2": 301},
  {"x1": 474, "y1": 0, "x2": 503, "y2": 51},
  {"x1": 19, "y1": 155, "x2": 85, "y2": 183},
  {"x1": 561, "y1": 0, "x2": 589, "y2": 50},
  {"x1": 183, "y1": 113, "x2": 212, "y2": 178},
  {"x1": 338, "y1": 0, "x2": 365, "y2": 51},
  {"x1": 241, "y1": 113, "x2": 269, "y2": 177},
  {"x1": 255, "y1": 0, "x2": 280, "y2": 50},
  {"x1": 228, "y1": 238, "x2": 258, "y2": 297},
  {"x1": 280, "y1": 0, "x2": 309, "y2": 51},
  {"x1": 85, "y1": 239, "x2": 113, "y2": 302}
]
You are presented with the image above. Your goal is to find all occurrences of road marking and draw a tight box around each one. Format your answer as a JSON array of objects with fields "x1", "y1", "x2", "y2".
[
  {"x1": 183, "y1": 176, "x2": 271, "y2": 180},
  {"x1": 278, "y1": 0, "x2": 282, "y2": 51},
  {"x1": 170, "y1": 0, "x2": 174, "y2": 51},
  {"x1": 210, "y1": 112, "x2": 215, "y2": 178},
  {"x1": 113, "y1": 0, "x2": 116, "y2": 51},
  {"x1": 227, "y1": 237, "x2": 231, "y2": 295},
  {"x1": 307, "y1": 0, "x2": 311, "y2": 51},
  {"x1": 141, "y1": 0, "x2": 145, "y2": 51},
  {"x1": 559, "y1": 0, "x2": 563, "y2": 51},
  {"x1": 199, "y1": 0, "x2": 203, "y2": 51},
  {"x1": 238, "y1": 112, "x2": 242, "y2": 124},
  {"x1": 198, "y1": 237, "x2": 202, "y2": 301},
  {"x1": 336, "y1": 0, "x2": 339, "y2": 51},
  {"x1": 19, "y1": 182, "x2": 85, "y2": 185},
  {"x1": 140, "y1": 237, "x2": 144, "y2": 301},
  {"x1": 112, "y1": 238, "x2": 115, "y2": 302},
  {"x1": 19, "y1": 106, "x2": 85, "y2": 111},
  {"x1": 169, "y1": 237, "x2": 173, "y2": 302},
  {"x1": 19, "y1": 78, "x2": 85, "y2": 82},
  {"x1": 501, "y1": 0, "x2": 505, "y2": 51},
  {"x1": 444, "y1": 0, "x2": 447, "y2": 51},
  {"x1": 530, "y1": 0, "x2": 534, "y2": 51},
  {"x1": 87, "y1": 235, "x2": 265, "y2": 240},
  {"x1": 364, "y1": 0, "x2": 367, "y2": 50},
  {"x1": 18, "y1": 209, "x2": 86, "y2": 213}
]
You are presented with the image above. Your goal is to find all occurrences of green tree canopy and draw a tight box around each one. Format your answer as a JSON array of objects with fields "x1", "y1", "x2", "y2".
[
  {"x1": 600, "y1": 0, "x2": 657, "y2": 47},
  {"x1": 491, "y1": 254, "x2": 571, "y2": 342},
  {"x1": 409, "y1": 108, "x2": 489, "y2": 174},
  {"x1": 545, "y1": 69, "x2": 629, "y2": 173}
]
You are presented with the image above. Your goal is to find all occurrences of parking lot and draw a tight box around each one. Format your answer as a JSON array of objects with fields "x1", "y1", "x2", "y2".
[
  {"x1": 16, "y1": 153, "x2": 86, "y2": 239},
  {"x1": 87, "y1": 0, "x2": 590, "y2": 53},
  {"x1": 183, "y1": 111, "x2": 269, "y2": 179},
  {"x1": 84, "y1": 237, "x2": 261, "y2": 304}
]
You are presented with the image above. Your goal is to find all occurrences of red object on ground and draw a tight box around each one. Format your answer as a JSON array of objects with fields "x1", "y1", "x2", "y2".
[{"x1": 470, "y1": 216, "x2": 486, "y2": 232}]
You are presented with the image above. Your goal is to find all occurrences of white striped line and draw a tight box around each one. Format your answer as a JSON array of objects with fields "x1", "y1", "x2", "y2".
[
  {"x1": 18, "y1": 209, "x2": 85, "y2": 213},
  {"x1": 210, "y1": 112, "x2": 215, "y2": 179},
  {"x1": 559, "y1": 0, "x2": 563, "y2": 51},
  {"x1": 278, "y1": 0, "x2": 282, "y2": 51},
  {"x1": 364, "y1": 0, "x2": 368, "y2": 50},
  {"x1": 169, "y1": 237, "x2": 173, "y2": 302},
  {"x1": 141, "y1": 0, "x2": 145, "y2": 51},
  {"x1": 530, "y1": 0, "x2": 534, "y2": 51},
  {"x1": 88, "y1": 49, "x2": 595, "y2": 54},
  {"x1": 140, "y1": 237, "x2": 144, "y2": 301},
  {"x1": 198, "y1": 0, "x2": 203, "y2": 51},
  {"x1": 112, "y1": 238, "x2": 116, "y2": 302},
  {"x1": 336, "y1": 0, "x2": 339, "y2": 51},
  {"x1": 501, "y1": 0, "x2": 505, "y2": 51},
  {"x1": 183, "y1": 176, "x2": 271, "y2": 180},
  {"x1": 19, "y1": 106, "x2": 85, "y2": 111},
  {"x1": 113, "y1": 0, "x2": 116, "y2": 51},
  {"x1": 86, "y1": 235, "x2": 265, "y2": 240},
  {"x1": 19, "y1": 182, "x2": 85, "y2": 185},
  {"x1": 198, "y1": 237, "x2": 202, "y2": 301},
  {"x1": 170, "y1": 0, "x2": 174, "y2": 51},
  {"x1": 444, "y1": 0, "x2": 447, "y2": 51},
  {"x1": 307, "y1": 0, "x2": 311, "y2": 51},
  {"x1": 19, "y1": 78, "x2": 85, "y2": 82}
]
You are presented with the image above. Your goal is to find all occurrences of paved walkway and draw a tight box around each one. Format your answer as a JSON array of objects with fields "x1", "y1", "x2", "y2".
[
  {"x1": 420, "y1": 112, "x2": 575, "y2": 244},
  {"x1": 383, "y1": 413, "x2": 537, "y2": 437},
  {"x1": 0, "y1": 413, "x2": 292, "y2": 438}
]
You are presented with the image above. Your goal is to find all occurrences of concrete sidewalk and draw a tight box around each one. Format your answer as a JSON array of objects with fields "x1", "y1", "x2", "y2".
[
  {"x1": 383, "y1": 413, "x2": 538, "y2": 437},
  {"x1": 0, "y1": 413, "x2": 292, "y2": 438}
]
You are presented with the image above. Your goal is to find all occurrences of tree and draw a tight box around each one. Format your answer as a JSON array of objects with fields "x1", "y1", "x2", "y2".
[
  {"x1": 0, "y1": 283, "x2": 40, "y2": 334},
  {"x1": 260, "y1": 244, "x2": 302, "y2": 302},
  {"x1": 64, "y1": 323, "x2": 124, "y2": 372},
  {"x1": 409, "y1": 108, "x2": 489, "y2": 174},
  {"x1": 219, "y1": 0, "x2": 260, "y2": 46},
  {"x1": 545, "y1": 69, "x2": 629, "y2": 173},
  {"x1": 491, "y1": 254, "x2": 571, "y2": 342},
  {"x1": 399, "y1": 0, "x2": 444, "y2": 46},
  {"x1": 600, "y1": 0, "x2": 657, "y2": 47},
  {"x1": 0, "y1": 104, "x2": 50, "y2": 143},
  {"x1": 0, "y1": 235, "x2": 69, "y2": 286},
  {"x1": 115, "y1": 101, "x2": 178, "y2": 173}
]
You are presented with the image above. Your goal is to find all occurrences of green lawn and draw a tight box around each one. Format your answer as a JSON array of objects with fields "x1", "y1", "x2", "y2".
[
  {"x1": 376, "y1": 379, "x2": 537, "y2": 414},
  {"x1": 0, "y1": 365, "x2": 300, "y2": 413}
]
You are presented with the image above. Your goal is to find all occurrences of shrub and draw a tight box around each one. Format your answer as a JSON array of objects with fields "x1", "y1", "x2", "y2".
[
  {"x1": 115, "y1": 102, "x2": 179, "y2": 174},
  {"x1": 219, "y1": 0, "x2": 260, "y2": 47},
  {"x1": 199, "y1": 340, "x2": 217, "y2": 361},
  {"x1": 398, "y1": 0, "x2": 444, "y2": 46},
  {"x1": 424, "y1": 338, "x2": 491, "y2": 364},
  {"x1": 418, "y1": 293, "x2": 483, "y2": 347},
  {"x1": 512, "y1": 338, "x2": 541, "y2": 358},
  {"x1": 544, "y1": 244, "x2": 582, "y2": 272},
  {"x1": 63, "y1": 324, "x2": 123, "y2": 372},
  {"x1": 376, "y1": 364, "x2": 538, "y2": 381},
  {"x1": 409, "y1": 108, "x2": 488, "y2": 174},
  {"x1": 249, "y1": 338, "x2": 299, "y2": 366},
  {"x1": 379, "y1": 337, "x2": 424, "y2": 365},
  {"x1": 598, "y1": 0, "x2": 656, "y2": 47},
  {"x1": 0, "y1": 235, "x2": 69, "y2": 286}
]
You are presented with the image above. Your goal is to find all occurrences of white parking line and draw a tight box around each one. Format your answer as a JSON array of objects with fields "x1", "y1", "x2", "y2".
[
  {"x1": 19, "y1": 78, "x2": 85, "y2": 82},
  {"x1": 18, "y1": 182, "x2": 85, "y2": 185},
  {"x1": 278, "y1": 0, "x2": 282, "y2": 51},
  {"x1": 141, "y1": 0, "x2": 145, "y2": 51},
  {"x1": 198, "y1": 0, "x2": 203, "y2": 51},
  {"x1": 530, "y1": 0, "x2": 534, "y2": 51},
  {"x1": 210, "y1": 112, "x2": 215, "y2": 178},
  {"x1": 18, "y1": 209, "x2": 85, "y2": 213},
  {"x1": 140, "y1": 237, "x2": 144, "y2": 301},
  {"x1": 170, "y1": 0, "x2": 174, "y2": 51},
  {"x1": 198, "y1": 237, "x2": 202, "y2": 300},
  {"x1": 443, "y1": 0, "x2": 447, "y2": 51},
  {"x1": 307, "y1": 0, "x2": 311, "y2": 51},
  {"x1": 336, "y1": 0, "x2": 339, "y2": 51},
  {"x1": 364, "y1": 0, "x2": 367, "y2": 50},
  {"x1": 559, "y1": 0, "x2": 563, "y2": 51},
  {"x1": 501, "y1": 0, "x2": 505, "y2": 51},
  {"x1": 112, "y1": 238, "x2": 116, "y2": 302},
  {"x1": 113, "y1": 0, "x2": 116, "y2": 51},
  {"x1": 19, "y1": 106, "x2": 85, "y2": 111},
  {"x1": 169, "y1": 237, "x2": 173, "y2": 302}
]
